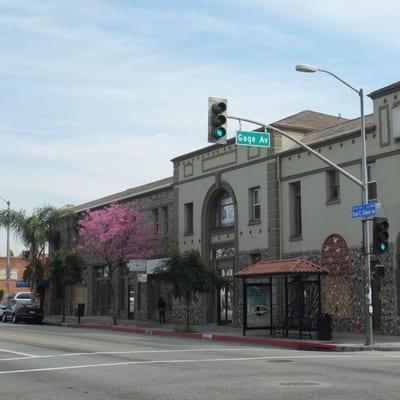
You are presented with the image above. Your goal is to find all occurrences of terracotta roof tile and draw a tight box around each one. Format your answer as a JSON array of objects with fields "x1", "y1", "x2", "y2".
[
  {"x1": 235, "y1": 258, "x2": 328, "y2": 278},
  {"x1": 272, "y1": 110, "x2": 348, "y2": 132}
]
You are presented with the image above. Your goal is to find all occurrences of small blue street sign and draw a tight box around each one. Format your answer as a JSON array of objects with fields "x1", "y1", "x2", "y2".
[{"x1": 351, "y1": 203, "x2": 376, "y2": 218}]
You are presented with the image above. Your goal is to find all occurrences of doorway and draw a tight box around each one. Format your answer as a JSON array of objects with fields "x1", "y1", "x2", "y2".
[{"x1": 217, "y1": 267, "x2": 233, "y2": 325}]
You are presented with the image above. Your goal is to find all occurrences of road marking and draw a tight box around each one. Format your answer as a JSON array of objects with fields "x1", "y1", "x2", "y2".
[
  {"x1": 0, "y1": 347, "x2": 36, "y2": 357},
  {"x1": 0, "y1": 347, "x2": 276, "y2": 362},
  {"x1": 1, "y1": 353, "x2": 400, "y2": 375}
]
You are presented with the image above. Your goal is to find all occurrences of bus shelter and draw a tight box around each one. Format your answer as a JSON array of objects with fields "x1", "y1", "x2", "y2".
[{"x1": 235, "y1": 258, "x2": 328, "y2": 339}]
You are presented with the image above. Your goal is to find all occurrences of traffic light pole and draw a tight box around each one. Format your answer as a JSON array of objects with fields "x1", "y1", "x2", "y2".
[
  {"x1": 359, "y1": 89, "x2": 373, "y2": 345},
  {"x1": 228, "y1": 114, "x2": 373, "y2": 345}
]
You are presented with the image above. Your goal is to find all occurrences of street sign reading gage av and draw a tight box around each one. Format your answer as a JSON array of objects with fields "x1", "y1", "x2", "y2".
[{"x1": 236, "y1": 130, "x2": 270, "y2": 148}]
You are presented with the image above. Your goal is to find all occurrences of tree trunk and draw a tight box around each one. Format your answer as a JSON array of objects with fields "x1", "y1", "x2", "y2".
[
  {"x1": 109, "y1": 265, "x2": 119, "y2": 326},
  {"x1": 185, "y1": 297, "x2": 191, "y2": 331}
]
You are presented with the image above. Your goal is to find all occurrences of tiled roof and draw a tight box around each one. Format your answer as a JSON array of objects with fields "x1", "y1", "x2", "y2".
[
  {"x1": 272, "y1": 110, "x2": 348, "y2": 132},
  {"x1": 235, "y1": 258, "x2": 328, "y2": 278},
  {"x1": 67, "y1": 176, "x2": 174, "y2": 214},
  {"x1": 301, "y1": 113, "x2": 375, "y2": 145},
  {"x1": 279, "y1": 113, "x2": 375, "y2": 153}
]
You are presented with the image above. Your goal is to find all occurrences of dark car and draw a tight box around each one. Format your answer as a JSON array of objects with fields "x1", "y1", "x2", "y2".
[{"x1": 2, "y1": 303, "x2": 44, "y2": 324}]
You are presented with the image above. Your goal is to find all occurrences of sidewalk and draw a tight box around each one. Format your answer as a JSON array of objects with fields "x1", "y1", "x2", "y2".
[{"x1": 44, "y1": 315, "x2": 400, "y2": 352}]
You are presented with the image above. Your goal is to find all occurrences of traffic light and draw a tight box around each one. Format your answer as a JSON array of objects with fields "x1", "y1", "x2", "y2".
[
  {"x1": 373, "y1": 217, "x2": 389, "y2": 255},
  {"x1": 208, "y1": 97, "x2": 227, "y2": 144}
]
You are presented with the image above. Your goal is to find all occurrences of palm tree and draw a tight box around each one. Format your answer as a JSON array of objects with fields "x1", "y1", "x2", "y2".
[{"x1": 0, "y1": 205, "x2": 61, "y2": 304}]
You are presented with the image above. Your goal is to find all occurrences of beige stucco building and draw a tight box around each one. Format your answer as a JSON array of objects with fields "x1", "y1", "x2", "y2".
[{"x1": 53, "y1": 80, "x2": 400, "y2": 335}]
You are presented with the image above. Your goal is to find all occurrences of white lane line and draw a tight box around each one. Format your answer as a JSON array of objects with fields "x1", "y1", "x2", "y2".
[
  {"x1": 0, "y1": 348, "x2": 36, "y2": 357},
  {"x1": 0, "y1": 347, "x2": 277, "y2": 362},
  {"x1": 0, "y1": 356, "x2": 306, "y2": 375},
  {"x1": 1, "y1": 353, "x2": 399, "y2": 375},
  {"x1": 34, "y1": 347, "x2": 264, "y2": 358}
]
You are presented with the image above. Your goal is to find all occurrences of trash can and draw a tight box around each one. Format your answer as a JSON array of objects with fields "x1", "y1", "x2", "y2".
[{"x1": 317, "y1": 313, "x2": 332, "y2": 340}]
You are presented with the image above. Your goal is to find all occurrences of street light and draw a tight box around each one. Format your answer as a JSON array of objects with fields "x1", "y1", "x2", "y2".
[
  {"x1": 0, "y1": 196, "x2": 11, "y2": 307},
  {"x1": 296, "y1": 64, "x2": 373, "y2": 346}
]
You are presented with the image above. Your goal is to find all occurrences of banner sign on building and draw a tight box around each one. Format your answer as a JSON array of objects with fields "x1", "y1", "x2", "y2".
[{"x1": 16, "y1": 279, "x2": 30, "y2": 288}]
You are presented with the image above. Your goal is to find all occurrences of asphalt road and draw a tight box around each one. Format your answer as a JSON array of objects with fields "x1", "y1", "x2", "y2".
[{"x1": 0, "y1": 323, "x2": 399, "y2": 400}]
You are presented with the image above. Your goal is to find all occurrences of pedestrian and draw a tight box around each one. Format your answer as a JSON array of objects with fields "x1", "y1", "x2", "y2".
[{"x1": 157, "y1": 296, "x2": 166, "y2": 324}]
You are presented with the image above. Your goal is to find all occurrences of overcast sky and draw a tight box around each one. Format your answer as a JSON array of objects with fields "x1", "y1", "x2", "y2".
[{"x1": 1, "y1": 0, "x2": 399, "y2": 254}]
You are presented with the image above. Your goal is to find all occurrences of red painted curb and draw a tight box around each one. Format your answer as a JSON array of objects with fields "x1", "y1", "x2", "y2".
[
  {"x1": 211, "y1": 334, "x2": 337, "y2": 351},
  {"x1": 76, "y1": 323, "x2": 336, "y2": 351}
]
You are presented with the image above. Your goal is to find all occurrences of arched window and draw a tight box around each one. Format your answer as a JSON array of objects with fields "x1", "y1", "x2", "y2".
[{"x1": 217, "y1": 192, "x2": 235, "y2": 228}]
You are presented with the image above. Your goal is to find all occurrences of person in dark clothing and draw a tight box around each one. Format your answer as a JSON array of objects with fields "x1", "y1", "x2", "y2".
[{"x1": 157, "y1": 296, "x2": 166, "y2": 324}]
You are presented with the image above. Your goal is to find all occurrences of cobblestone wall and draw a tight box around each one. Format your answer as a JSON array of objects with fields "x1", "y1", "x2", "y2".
[{"x1": 283, "y1": 245, "x2": 400, "y2": 335}]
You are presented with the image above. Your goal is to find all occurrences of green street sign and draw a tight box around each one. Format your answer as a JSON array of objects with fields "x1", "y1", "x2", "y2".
[{"x1": 236, "y1": 130, "x2": 271, "y2": 148}]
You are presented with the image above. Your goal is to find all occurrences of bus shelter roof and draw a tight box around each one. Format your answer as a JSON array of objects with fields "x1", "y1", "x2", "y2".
[{"x1": 235, "y1": 258, "x2": 328, "y2": 278}]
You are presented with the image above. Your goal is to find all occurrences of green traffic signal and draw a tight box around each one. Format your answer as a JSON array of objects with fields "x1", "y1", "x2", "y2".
[
  {"x1": 208, "y1": 97, "x2": 227, "y2": 144},
  {"x1": 216, "y1": 127, "x2": 226, "y2": 138},
  {"x1": 373, "y1": 217, "x2": 389, "y2": 255}
]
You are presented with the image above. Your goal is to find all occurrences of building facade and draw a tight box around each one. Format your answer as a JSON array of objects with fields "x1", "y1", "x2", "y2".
[
  {"x1": 0, "y1": 256, "x2": 30, "y2": 301},
  {"x1": 49, "y1": 177, "x2": 177, "y2": 321},
  {"x1": 279, "y1": 82, "x2": 400, "y2": 334},
  {"x1": 52, "y1": 81, "x2": 400, "y2": 335}
]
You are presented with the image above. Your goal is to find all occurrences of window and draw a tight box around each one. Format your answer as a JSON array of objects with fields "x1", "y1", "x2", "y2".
[
  {"x1": 289, "y1": 181, "x2": 302, "y2": 239},
  {"x1": 393, "y1": 104, "x2": 400, "y2": 139},
  {"x1": 162, "y1": 207, "x2": 169, "y2": 234},
  {"x1": 367, "y1": 162, "x2": 377, "y2": 202},
  {"x1": 218, "y1": 193, "x2": 235, "y2": 228},
  {"x1": 184, "y1": 202, "x2": 193, "y2": 235},
  {"x1": 94, "y1": 266, "x2": 109, "y2": 279},
  {"x1": 153, "y1": 209, "x2": 159, "y2": 233},
  {"x1": 250, "y1": 187, "x2": 261, "y2": 222},
  {"x1": 326, "y1": 170, "x2": 340, "y2": 203}
]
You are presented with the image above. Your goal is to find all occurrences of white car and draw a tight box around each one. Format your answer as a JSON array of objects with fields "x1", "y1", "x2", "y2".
[
  {"x1": 11, "y1": 292, "x2": 32, "y2": 305},
  {"x1": 0, "y1": 304, "x2": 7, "y2": 317}
]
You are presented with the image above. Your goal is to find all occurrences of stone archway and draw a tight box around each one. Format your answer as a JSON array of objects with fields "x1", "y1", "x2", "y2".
[
  {"x1": 320, "y1": 234, "x2": 352, "y2": 330},
  {"x1": 201, "y1": 181, "x2": 238, "y2": 325}
]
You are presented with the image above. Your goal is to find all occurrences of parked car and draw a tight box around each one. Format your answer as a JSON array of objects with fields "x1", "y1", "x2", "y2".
[
  {"x1": 11, "y1": 292, "x2": 32, "y2": 305},
  {"x1": 2, "y1": 302, "x2": 43, "y2": 324},
  {"x1": 0, "y1": 303, "x2": 7, "y2": 318}
]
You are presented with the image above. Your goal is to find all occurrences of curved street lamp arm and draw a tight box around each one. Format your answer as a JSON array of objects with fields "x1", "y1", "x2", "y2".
[{"x1": 317, "y1": 69, "x2": 360, "y2": 96}]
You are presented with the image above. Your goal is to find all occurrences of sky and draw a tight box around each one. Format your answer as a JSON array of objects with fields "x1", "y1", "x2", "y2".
[{"x1": 0, "y1": 0, "x2": 399, "y2": 254}]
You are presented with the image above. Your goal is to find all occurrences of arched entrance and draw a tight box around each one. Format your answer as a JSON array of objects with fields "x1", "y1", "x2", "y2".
[
  {"x1": 320, "y1": 234, "x2": 352, "y2": 331},
  {"x1": 201, "y1": 182, "x2": 238, "y2": 325}
]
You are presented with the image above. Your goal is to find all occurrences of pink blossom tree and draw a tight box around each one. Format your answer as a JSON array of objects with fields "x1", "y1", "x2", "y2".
[{"x1": 77, "y1": 203, "x2": 163, "y2": 325}]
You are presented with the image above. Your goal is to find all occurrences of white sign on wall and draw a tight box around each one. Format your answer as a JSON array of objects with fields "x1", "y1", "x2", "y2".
[
  {"x1": 138, "y1": 273, "x2": 147, "y2": 283},
  {"x1": 128, "y1": 260, "x2": 146, "y2": 272}
]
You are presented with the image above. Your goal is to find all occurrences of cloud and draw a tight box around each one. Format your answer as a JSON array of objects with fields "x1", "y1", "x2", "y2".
[{"x1": 228, "y1": 0, "x2": 400, "y2": 49}]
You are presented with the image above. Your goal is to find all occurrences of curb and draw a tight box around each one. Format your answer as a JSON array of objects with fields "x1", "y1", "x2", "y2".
[{"x1": 48, "y1": 321, "x2": 338, "y2": 352}]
